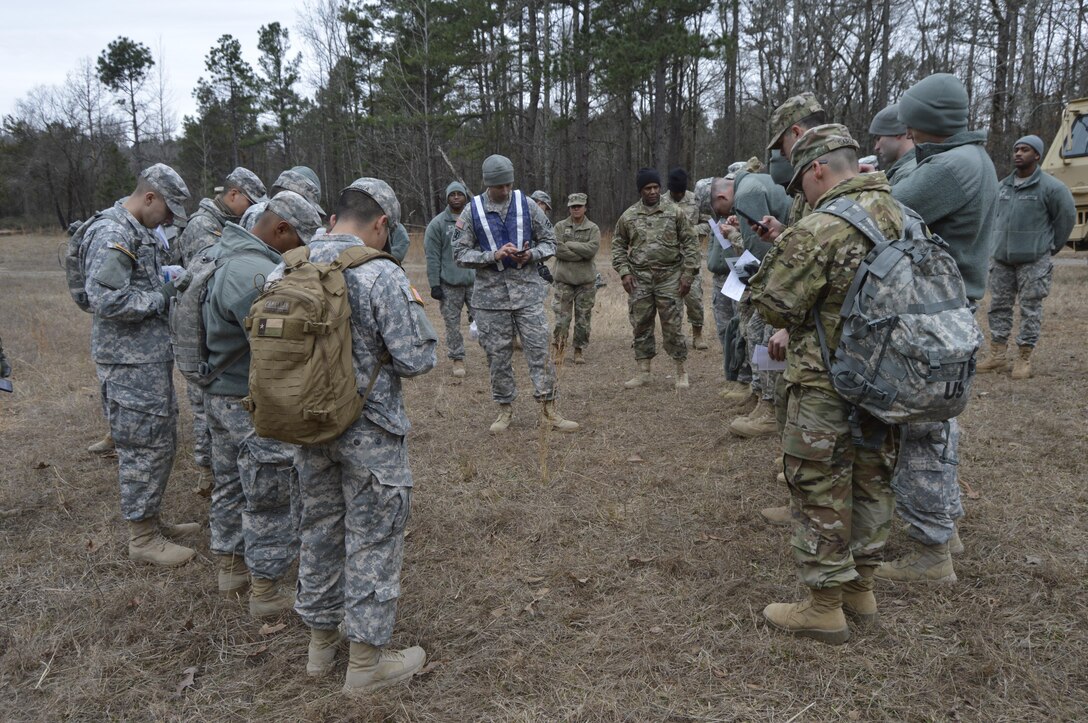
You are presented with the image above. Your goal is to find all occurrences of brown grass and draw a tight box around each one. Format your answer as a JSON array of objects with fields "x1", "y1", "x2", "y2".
[{"x1": 1, "y1": 232, "x2": 1087, "y2": 721}]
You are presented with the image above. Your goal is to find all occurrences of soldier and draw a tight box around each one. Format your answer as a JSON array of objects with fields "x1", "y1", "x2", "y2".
[
  {"x1": 551, "y1": 192, "x2": 601, "y2": 363},
  {"x1": 869, "y1": 103, "x2": 917, "y2": 185},
  {"x1": 201, "y1": 192, "x2": 321, "y2": 615},
  {"x1": 667, "y1": 168, "x2": 708, "y2": 350},
  {"x1": 749, "y1": 125, "x2": 900, "y2": 645},
  {"x1": 976, "y1": 135, "x2": 1075, "y2": 379},
  {"x1": 424, "y1": 181, "x2": 475, "y2": 378},
  {"x1": 240, "y1": 166, "x2": 324, "y2": 232},
  {"x1": 705, "y1": 175, "x2": 747, "y2": 391},
  {"x1": 177, "y1": 167, "x2": 268, "y2": 493},
  {"x1": 453, "y1": 155, "x2": 579, "y2": 434},
  {"x1": 530, "y1": 190, "x2": 552, "y2": 215},
  {"x1": 879, "y1": 72, "x2": 1000, "y2": 583},
  {"x1": 82, "y1": 164, "x2": 199, "y2": 567},
  {"x1": 612, "y1": 167, "x2": 699, "y2": 389},
  {"x1": 287, "y1": 179, "x2": 438, "y2": 695}
]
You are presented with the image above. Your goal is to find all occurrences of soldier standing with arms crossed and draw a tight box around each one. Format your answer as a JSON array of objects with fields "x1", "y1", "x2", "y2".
[
  {"x1": 551, "y1": 193, "x2": 601, "y2": 364},
  {"x1": 667, "y1": 168, "x2": 709, "y2": 350}
]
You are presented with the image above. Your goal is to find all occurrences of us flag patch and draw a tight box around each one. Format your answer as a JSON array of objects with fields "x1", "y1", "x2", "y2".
[{"x1": 455, "y1": 218, "x2": 464, "y2": 229}]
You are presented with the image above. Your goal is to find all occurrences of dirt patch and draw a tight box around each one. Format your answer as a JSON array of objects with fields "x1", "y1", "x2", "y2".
[{"x1": 1, "y1": 233, "x2": 1087, "y2": 720}]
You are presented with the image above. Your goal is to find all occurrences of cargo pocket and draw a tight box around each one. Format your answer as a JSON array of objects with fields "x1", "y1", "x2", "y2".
[
  {"x1": 352, "y1": 481, "x2": 411, "y2": 603},
  {"x1": 106, "y1": 380, "x2": 171, "y2": 447},
  {"x1": 239, "y1": 435, "x2": 296, "y2": 512}
]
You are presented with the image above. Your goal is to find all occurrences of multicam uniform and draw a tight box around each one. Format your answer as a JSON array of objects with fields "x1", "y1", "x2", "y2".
[
  {"x1": 749, "y1": 173, "x2": 901, "y2": 588},
  {"x1": 670, "y1": 191, "x2": 705, "y2": 333},
  {"x1": 279, "y1": 234, "x2": 438, "y2": 645},
  {"x1": 424, "y1": 184, "x2": 475, "y2": 361},
  {"x1": 551, "y1": 215, "x2": 601, "y2": 351},
  {"x1": 83, "y1": 202, "x2": 177, "y2": 522},
  {"x1": 452, "y1": 190, "x2": 558, "y2": 403},
  {"x1": 611, "y1": 199, "x2": 699, "y2": 362}
]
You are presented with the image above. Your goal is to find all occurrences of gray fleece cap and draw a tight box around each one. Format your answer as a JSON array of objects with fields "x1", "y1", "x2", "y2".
[
  {"x1": 869, "y1": 103, "x2": 907, "y2": 136},
  {"x1": 482, "y1": 154, "x2": 515, "y2": 186},
  {"x1": 445, "y1": 180, "x2": 469, "y2": 201},
  {"x1": 1014, "y1": 134, "x2": 1044, "y2": 157},
  {"x1": 898, "y1": 73, "x2": 969, "y2": 137}
]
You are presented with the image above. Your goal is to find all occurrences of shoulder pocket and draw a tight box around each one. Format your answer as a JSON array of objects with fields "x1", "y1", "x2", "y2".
[{"x1": 93, "y1": 248, "x2": 135, "y2": 290}]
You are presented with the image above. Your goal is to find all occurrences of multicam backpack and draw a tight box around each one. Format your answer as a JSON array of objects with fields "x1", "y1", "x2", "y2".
[
  {"x1": 243, "y1": 244, "x2": 398, "y2": 445},
  {"x1": 813, "y1": 198, "x2": 982, "y2": 426}
]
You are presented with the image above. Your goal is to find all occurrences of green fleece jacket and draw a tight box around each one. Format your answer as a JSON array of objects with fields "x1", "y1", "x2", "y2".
[
  {"x1": 991, "y1": 167, "x2": 1076, "y2": 264},
  {"x1": 891, "y1": 129, "x2": 999, "y2": 301},
  {"x1": 202, "y1": 223, "x2": 284, "y2": 397},
  {"x1": 732, "y1": 169, "x2": 792, "y2": 259},
  {"x1": 424, "y1": 182, "x2": 475, "y2": 288}
]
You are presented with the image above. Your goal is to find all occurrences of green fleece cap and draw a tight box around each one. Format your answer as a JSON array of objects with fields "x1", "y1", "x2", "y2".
[
  {"x1": 869, "y1": 103, "x2": 907, "y2": 136},
  {"x1": 898, "y1": 73, "x2": 969, "y2": 137},
  {"x1": 445, "y1": 180, "x2": 469, "y2": 201},
  {"x1": 482, "y1": 154, "x2": 515, "y2": 186}
]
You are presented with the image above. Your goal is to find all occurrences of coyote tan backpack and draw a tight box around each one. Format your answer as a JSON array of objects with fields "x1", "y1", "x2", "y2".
[{"x1": 243, "y1": 244, "x2": 398, "y2": 445}]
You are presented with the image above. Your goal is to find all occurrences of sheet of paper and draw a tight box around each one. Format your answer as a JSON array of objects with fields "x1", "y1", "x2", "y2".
[
  {"x1": 720, "y1": 250, "x2": 759, "y2": 301},
  {"x1": 752, "y1": 344, "x2": 787, "y2": 371}
]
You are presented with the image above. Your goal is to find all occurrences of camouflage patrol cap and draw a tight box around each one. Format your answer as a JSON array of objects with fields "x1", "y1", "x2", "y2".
[
  {"x1": 273, "y1": 169, "x2": 325, "y2": 215},
  {"x1": 767, "y1": 91, "x2": 824, "y2": 151},
  {"x1": 787, "y1": 123, "x2": 860, "y2": 193},
  {"x1": 343, "y1": 177, "x2": 401, "y2": 227},
  {"x1": 530, "y1": 190, "x2": 552, "y2": 210},
  {"x1": 225, "y1": 167, "x2": 268, "y2": 204},
  {"x1": 265, "y1": 190, "x2": 322, "y2": 243},
  {"x1": 290, "y1": 166, "x2": 321, "y2": 194},
  {"x1": 727, "y1": 161, "x2": 746, "y2": 175},
  {"x1": 566, "y1": 192, "x2": 587, "y2": 207},
  {"x1": 139, "y1": 163, "x2": 190, "y2": 223}
]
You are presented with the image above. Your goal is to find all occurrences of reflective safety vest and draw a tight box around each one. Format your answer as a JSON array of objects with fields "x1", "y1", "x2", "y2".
[{"x1": 469, "y1": 189, "x2": 533, "y2": 270}]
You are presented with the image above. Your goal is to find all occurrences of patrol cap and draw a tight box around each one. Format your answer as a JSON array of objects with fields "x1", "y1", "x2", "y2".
[
  {"x1": 567, "y1": 192, "x2": 587, "y2": 207},
  {"x1": 767, "y1": 91, "x2": 824, "y2": 151},
  {"x1": 272, "y1": 168, "x2": 324, "y2": 215},
  {"x1": 225, "y1": 167, "x2": 268, "y2": 204},
  {"x1": 290, "y1": 166, "x2": 321, "y2": 194},
  {"x1": 787, "y1": 123, "x2": 860, "y2": 194},
  {"x1": 727, "y1": 161, "x2": 746, "y2": 175},
  {"x1": 342, "y1": 177, "x2": 401, "y2": 227},
  {"x1": 530, "y1": 190, "x2": 552, "y2": 210},
  {"x1": 265, "y1": 190, "x2": 322, "y2": 243},
  {"x1": 869, "y1": 103, "x2": 907, "y2": 136},
  {"x1": 139, "y1": 163, "x2": 190, "y2": 223}
]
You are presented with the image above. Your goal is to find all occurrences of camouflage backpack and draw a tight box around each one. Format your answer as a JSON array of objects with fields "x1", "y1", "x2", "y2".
[
  {"x1": 813, "y1": 197, "x2": 982, "y2": 425},
  {"x1": 64, "y1": 208, "x2": 126, "y2": 312},
  {"x1": 243, "y1": 244, "x2": 398, "y2": 445}
]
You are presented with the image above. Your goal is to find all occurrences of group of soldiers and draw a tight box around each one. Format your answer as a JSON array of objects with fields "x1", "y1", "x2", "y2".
[{"x1": 52, "y1": 65, "x2": 1077, "y2": 701}]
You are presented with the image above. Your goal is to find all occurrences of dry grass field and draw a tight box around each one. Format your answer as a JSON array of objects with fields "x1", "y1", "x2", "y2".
[{"x1": 1, "y1": 230, "x2": 1087, "y2": 721}]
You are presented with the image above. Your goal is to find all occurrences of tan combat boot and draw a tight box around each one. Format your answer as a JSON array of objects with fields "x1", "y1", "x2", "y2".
[
  {"x1": 551, "y1": 342, "x2": 564, "y2": 361},
  {"x1": 451, "y1": 359, "x2": 466, "y2": 378},
  {"x1": 763, "y1": 586, "x2": 850, "y2": 645},
  {"x1": 875, "y1": 541, "x2": 956, "y2": 583},
  {"x1": 87, "y1": 433, "x2": 115, "y2": 455},
  {"x1": 217, "y1": 554, "x2": 250, "y2": 598},
  {"x1": 192, "y1": 467, "x2": 214, "y2": 499},
  {"x1": 573, "y1": 348, "x2": 585, "y2": 365},
  {"x1": 249, "y1": 577, "x2": 295, "y2": 618},
  {"x1": 721, "y1": 384, "x2": 755, "y2": 409},
  {"x1": 773, "y1": 455, "x2": 786, "y2": 484},
  {"x1": 159, "y1": 518, "x2": 201, "y2": 540},
  {"x1": 718, "y1": 380, "x2": 747, "y2": 399},
  {"x1": 343, "y1": 641, "x2": 426, "y2": 696},
  {"x1": 975, "y1": 339, "x2": 1010, "y2": 373},
  {"x1": 760, "y1": 505, "x2": 792, "y2": 526},
  {"x1": 128, "y1": 519, "x2": 195, "y2": 568},
  {"x1": 489, "y1": 403, "x2": 514, "y2": 434},
  {"x1": 841, "y1": 565, "x2": 878, "y2": 626},
  {"x1": 1010, "y1": 345, "x2": 1033, "y2": 379},
  {"x1": 541, "y1": 400, "x2": 579, "y2": 432},
  {"x1": 729, "y1": 399, "x2": 777, "y2": 438},
  {"x1": 624, "y1": 359, "x2": 652, "y2": 388},
  {"x1": 674, "y1": 360, "x2": 690, "y2": 389},
  {"x1": 691, "y1": 326, "x2": 709, "y2": 350},
  {"x1": 949, "y1": 526, "x2": 964, "y2": 555},
  {"x1": 307, "y1": 627, "x2": 345, "y2": 677}
]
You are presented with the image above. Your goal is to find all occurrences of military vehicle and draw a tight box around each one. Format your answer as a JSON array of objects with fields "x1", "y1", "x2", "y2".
[{"x1": 1042, "y1": 98, "x2": 1088, "y2": 248}]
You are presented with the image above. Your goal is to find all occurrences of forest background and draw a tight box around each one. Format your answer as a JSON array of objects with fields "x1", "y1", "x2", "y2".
[{"x1": 2, "y1": 0, "x2": 1085, "y2": 231}]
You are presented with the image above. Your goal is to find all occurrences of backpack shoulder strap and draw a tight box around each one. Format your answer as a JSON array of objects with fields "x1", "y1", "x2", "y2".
[
  {"x1": 336, "y1": 244, "x2": 400, "y2": 269},
  {"x1": 282, "y1": 245, "x2": 312, "y2": 268},
  {"x1": 814, "y1": 197, "x2": 888, "y2": 248}
]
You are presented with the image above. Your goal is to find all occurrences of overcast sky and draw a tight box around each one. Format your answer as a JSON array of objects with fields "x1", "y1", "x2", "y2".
[{"x1": 0, "y1": 1, "x2": 311, "y2": 122}]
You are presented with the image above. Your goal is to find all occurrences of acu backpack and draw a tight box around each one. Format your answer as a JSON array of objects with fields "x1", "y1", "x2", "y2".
[
  {"x1": 243, "y1": 244, "x2": 398, "y2": 446},
  {"x1": 64, "y1": 208, "x2": 126, "y2": 312},
  {"x1": 812, "y1": 197, "x2": 982, "y2": 426}
]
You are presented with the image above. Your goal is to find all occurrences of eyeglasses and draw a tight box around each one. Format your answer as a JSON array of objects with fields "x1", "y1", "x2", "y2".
[{"x1": 801, "y1": 159, "x2": 829, "y2": 181}]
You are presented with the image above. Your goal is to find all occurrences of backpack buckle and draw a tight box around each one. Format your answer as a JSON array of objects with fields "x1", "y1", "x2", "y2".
[
  {"x1": 303, "y1": 321, "x2": 331, "y2": 335},
  {"x1": 303, "y1": 409, "x2": 329, "y2": 422}
]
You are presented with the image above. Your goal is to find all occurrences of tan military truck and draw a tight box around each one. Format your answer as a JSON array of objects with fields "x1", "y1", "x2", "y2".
[{"x1": 1043, "y1": 98, "x2": 1088, "y2": 248}]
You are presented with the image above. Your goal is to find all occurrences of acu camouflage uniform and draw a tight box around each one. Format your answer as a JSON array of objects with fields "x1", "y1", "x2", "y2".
[
  {"x1": 670, "y1": 191, "x2": 705, "y2": 332},
  {"x1": 749, "y1": 171, "x2": 902, "y2": 589},
  {"x1": 611, "y1": 199, "x2": 699, "y2": 362},
  {"x1": 83, "y1": 202, "x2": 178, "y2": 523},
  {"x1": 278, "y1": 233, "x2": 437, "y2": 645},
  {"x1": 551, "y1": 213, "x2": 601, "y2": 351},
  {"x1": 452, "y1": 192, "x2": 559, "y2": 403}
]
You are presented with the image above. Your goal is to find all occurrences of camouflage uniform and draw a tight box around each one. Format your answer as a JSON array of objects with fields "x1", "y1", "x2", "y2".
[
  {"x1": 670, "y1": 191, "x2": 705, "y2": 332},
  {"x1": 83, "y1": 196, "x2": 181, "y2": 522},
  {"x1": 986, "y1": 255, "x2": 1052, "y2": 347},
  {"x1": 551, "y1": 212, "x2": 601, "y2": 350},
  {"x1": 749, "y1": 160, "x2": 901, "y2": 588},
  {"x1": 452, "y1": 191, "x2": 558, "y2": 403},
  {"x1": 611, "y1": 199, "x2": 699, "y2": 361},
  {"x1": 283, "y1": 226, "x2": 437, "y2": 645}
]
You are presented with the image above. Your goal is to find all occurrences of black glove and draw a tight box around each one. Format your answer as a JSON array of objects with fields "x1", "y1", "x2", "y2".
[
  {"x1": 0, "y1": 354, "x2": 11, "y2": 379},
  {"x1": 735, "y1": 259, "x2": 761, "y2": 286},
  {"x1": 430, "y1": 285, "x2": 445, "y2": 300},
  {"x1": 537, "y1": 263, "x2": 554, "y2": 284}
]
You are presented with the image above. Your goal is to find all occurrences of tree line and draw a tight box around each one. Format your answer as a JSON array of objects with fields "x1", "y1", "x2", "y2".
[{"x1": 2, "y1": 0, "x2": 1085, "y2": 231}]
